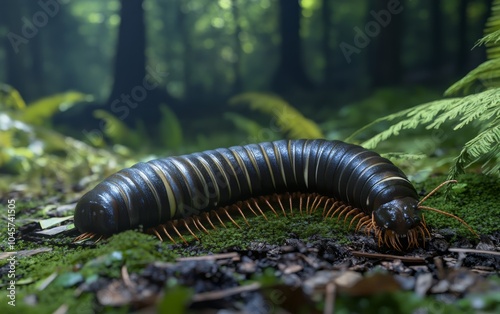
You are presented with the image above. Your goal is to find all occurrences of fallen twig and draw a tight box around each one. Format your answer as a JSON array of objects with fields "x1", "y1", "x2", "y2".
[
  {"x1": 351, "y1": 251, "x2": 426, "y2": 264},
  {"x1": 176, "y1": 252, "x2": 240, "y2": 262},
  {"x1": 192, "y1": 282, "x2": 261, "y2": 303},
  {"x1": 448, "y1": 248, "x2": 500, "y2": 256}
]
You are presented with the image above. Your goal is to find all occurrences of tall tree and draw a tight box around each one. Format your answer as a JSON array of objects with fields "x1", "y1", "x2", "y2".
[
  {"x1": 107, "y1": 0, "x2": 147, "y2": 103},
  {"x1": 367, "y1": 0, "x2": 404, "y2": 87},
  {"x1": 231, "y1": 0, "x2": 243, "y2": 93},
  {"x1": 430, "y1": 0, "x2": 443, "y2": 77},
  {"x1": 321, "y1": 0, "x2": 335, "y2": 87},
  {"x1": 271, "y1": 0, "x2": 312, "y2": 92},
  {"x1": 107, "y1": 0, "x2": 176, "y2": 126},
  {"x1": 1, "y1": 1, "x2": 45, "y2": 101},
  {"x1": 456, "y1": 0, "x2": 469, "y2": 75}
]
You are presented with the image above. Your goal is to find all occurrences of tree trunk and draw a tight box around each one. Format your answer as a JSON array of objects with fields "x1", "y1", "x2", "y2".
[
  {"x1": 271, "y1": 0, "x2": 312, "y2": 92},
  {"x1": 107, "y1": 0, "x2": 146, "y2": 103},
  {"x1": 231, "y1": 0, "x2": 243, "y2": 93},
  {"x1": 367, "y1": 0, "x2": 404, "y2": 87},
  {"x1": 456, "y1": 0, "x2": 469, "y2": 75},
  {"x1": 2, "y1": 0, "x2": 45, "y2": 101},
  {"x1": 430, "y1": 0, "x2": 443, "y2": 75},
  {"x1": 107, "y1": 0, "x2": 175, "y2": 126},
  {"x1": 322, "y1": 0, "x2": 335, "y2": 87}
]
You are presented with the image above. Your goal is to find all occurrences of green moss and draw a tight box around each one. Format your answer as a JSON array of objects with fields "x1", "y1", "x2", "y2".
[
  {"x1": 414, "y1": 173, "x2": 500, "y2": 238},
  {"x1": 0, "y1": 231, "x2": 177, "y2": 313},
  {"x1": 192, "y1": 209, "x2": 351, "y2": 252}
]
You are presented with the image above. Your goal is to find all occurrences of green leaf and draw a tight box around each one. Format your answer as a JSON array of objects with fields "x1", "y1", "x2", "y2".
[
  {"x1": 229, "y1": 92, "x2": 324, "y2": 139},
  {"x1": 158, "y1": 104, "x2": 183, "y2": 151},
  {"x1": 157, "y1": 285, "x2": 193, "y2": 314},
  {"x1": 39, "y1": 216, "x2": 74, "y2": 229}
]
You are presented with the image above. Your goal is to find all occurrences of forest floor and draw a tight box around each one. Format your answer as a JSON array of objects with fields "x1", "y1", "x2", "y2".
[{"x1": 0, "y1": 173, "x2": 499, "y2": 313}]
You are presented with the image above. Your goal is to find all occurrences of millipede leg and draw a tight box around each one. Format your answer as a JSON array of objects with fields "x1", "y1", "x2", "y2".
[
  {"x1": 421, "y1": 215, "x2": 431, "y2": 238},
  {"x1": 299, "y1": 194, "x2": 304, "y2": 215},
  {"x1": 321, "y1": 199, "x2": 332, "y2": 217},
  {"x1": 170, "y1": 222, "x2": 188, "y2": 244},
  {"x1": 204, "y1": 212, "x2": 217, "y2": 230},
  {"x1": 348, "y1": 212, "x2": 366, "y2": 229},
  {"x1": 327, "y1": 204, "x2": 346, "y2": 219},
  {"x1": 355, "y1": 216, "x2": 371, "y2": 232},
  {"x1": 305, "y1": 194, "x2": 312, "y2": 214},
  {"x1": 213, "y1": 210, "x2": 227, "y2": 228},
  {"x1": 251, "y1": 199, "x2": 268, "y2": 220},
  {"x1": 341, "y1": 208, "x2": 357, "y2": 223},
  {"x1": 336, "y1": 206, "x2": 353, "y2": 221},
  {"x1": 275, "y1": 194, "x2": 287, "y2": 217},
  {"x1": 261, "y1": 196, "x2": 278, "y2": 217},
  {"x1": 224, "y1": 209, "x2": 242, "y2": 229},
  {"x1": 242, "y1": 201, "x2": 259, "y2": 217},
  {"x1": 182, "y1": 219, "x2": 199, "y2": 241},
  {"x1": 408, "y1": 229, "x2": 418, "y2": 248},
  {"x1": 308, "y1": 195, "x2": 317, "y2": 215},
  {"x1": 234, "y1": 205, "x2": 250, "y2": 226},
  {"x1": 152, "y1": 229, "x2": 163, "y2": 241},
  {"x1": 311, "y1": 195, "x2": 326, "y2": 214},
  {"x1": 160, "y1": 225, "x2": 177, "y2": 243},
  {"x1": 190, "y1": 217, "x2": 203, "y2": 234},
  {"x1": 194, "y1": 216, "x2": 210, "y2": 234}
]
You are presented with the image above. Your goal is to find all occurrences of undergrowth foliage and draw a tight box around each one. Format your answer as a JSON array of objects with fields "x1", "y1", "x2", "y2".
[
  {"x1": 229, "y1": 92, "x2": 324, "y2": 139},
  {"x1": 347, "y1": 0, "x2": 500, "y2": 179}
]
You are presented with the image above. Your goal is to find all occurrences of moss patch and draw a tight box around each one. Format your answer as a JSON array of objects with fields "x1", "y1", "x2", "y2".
[
  {"x1": 193, "y1": 209, "x2": 351, "y2": 252},
  {"x1": 414, "y1": 173, "x2": 500, "y2": 238}
]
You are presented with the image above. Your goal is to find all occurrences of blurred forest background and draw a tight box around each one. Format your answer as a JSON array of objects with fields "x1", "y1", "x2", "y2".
[{"x1": 0, "y1": 0, "x2": 493, "y2": 152}]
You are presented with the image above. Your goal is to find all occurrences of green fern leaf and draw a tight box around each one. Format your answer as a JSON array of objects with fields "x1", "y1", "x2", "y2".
[
  {"x1": 448, "y1": 118, "x2": 500, "y2": 178},
  {"x1": 446, "y1": 0, "x2": 500, "y2": 95},
  {"x1": 229, "y1": 92, "x2": 324, "y2": 139},
  {"x1": 158, "y1": 104, "x2": 183, "y2": 151},
  {"x1": 93, "y1": 110, "x2": 142, "y2": 149},
  {"x1": 21, "y1": 91, "x2": 91, "y2": 126}
]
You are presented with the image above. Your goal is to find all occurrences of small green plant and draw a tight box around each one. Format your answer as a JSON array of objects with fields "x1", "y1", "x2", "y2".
[
  {"x1": 158, "y1": 104, "x2": 183, "y2": 151},
  {"x1": 229, "y1": 92, "x2": 324, "y2": 139}
]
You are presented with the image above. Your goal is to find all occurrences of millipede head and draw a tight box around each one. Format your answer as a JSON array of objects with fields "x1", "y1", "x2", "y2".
[{"x1": 373, "y1": 197, "x2": 421, "y2": 236}]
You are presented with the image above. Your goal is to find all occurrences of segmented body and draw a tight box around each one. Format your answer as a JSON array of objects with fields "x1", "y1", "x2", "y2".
[{"x1": 74, "y1": 139, "x2": 430, "y2": 250}]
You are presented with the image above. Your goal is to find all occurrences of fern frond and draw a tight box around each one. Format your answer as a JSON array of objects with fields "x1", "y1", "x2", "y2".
[
  {"x1": 0, "y1": 84, "x2": 26, "y2": 111},
  {"x1": 224, "y1": 112, "x2": 271, "y2": 140},
  {"x1": 448, "y1": 118, "x2": 500, "y2": 179},
  {"x1": 475, "y1": 29, "x2": 500, "y2": 48},
  {"x1": 21, "y1": 91, "x2": 91, "y2": 126},
  {"x1": 348, "y1": 99, "x2": 458, "y2": 148},
  {"x1": 483, "y1": 0, "x2": 500, "y2": 59},
  {"x1": 229, "y1": 92, "x2": 324, "y2": 139},
  {"x1": 447, "y1": 0, "x2": 500, "y2": 95},
  {"x1": 93, "y1": 110, "x2": 142, "y2": 149},
  {"x1": 445, "y1": 59, "x2": 500, "y2": 96},
  {"x1": 349, "y1": 0, "x2": 500, "y2": 182},
  {"x1": 428, "y1": 88, "x2": 500, "y2": 129},
  {"x1": 158, "y1": 104, "x2": 183, "y2": 151},
  {"x1": 348, "y1": 89, "x2": 499, "y2": 178}
]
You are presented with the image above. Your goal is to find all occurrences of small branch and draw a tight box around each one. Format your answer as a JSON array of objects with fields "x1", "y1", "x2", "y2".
[
  {"x1": 192, "y1": 282, "x2": 261, "y2": 303},
  {"x1": 448, "y1": 248, "x2": 500, "y2": 256},
  {"x1": 351, "y1": 251, "x2": 426, "y2": 264},
  {"x1": 176, "y1": 252, "x2": 240, "y2": 262}
]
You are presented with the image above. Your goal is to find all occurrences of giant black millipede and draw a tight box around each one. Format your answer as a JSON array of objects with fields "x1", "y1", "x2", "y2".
[{"x1": 74, "y1": 139, "x2": 477, "y2": 250}]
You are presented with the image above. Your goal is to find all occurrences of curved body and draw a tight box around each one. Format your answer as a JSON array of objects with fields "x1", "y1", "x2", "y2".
[{"x1": 75, "y1": 139, "x2": 421, "y2": 238}]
